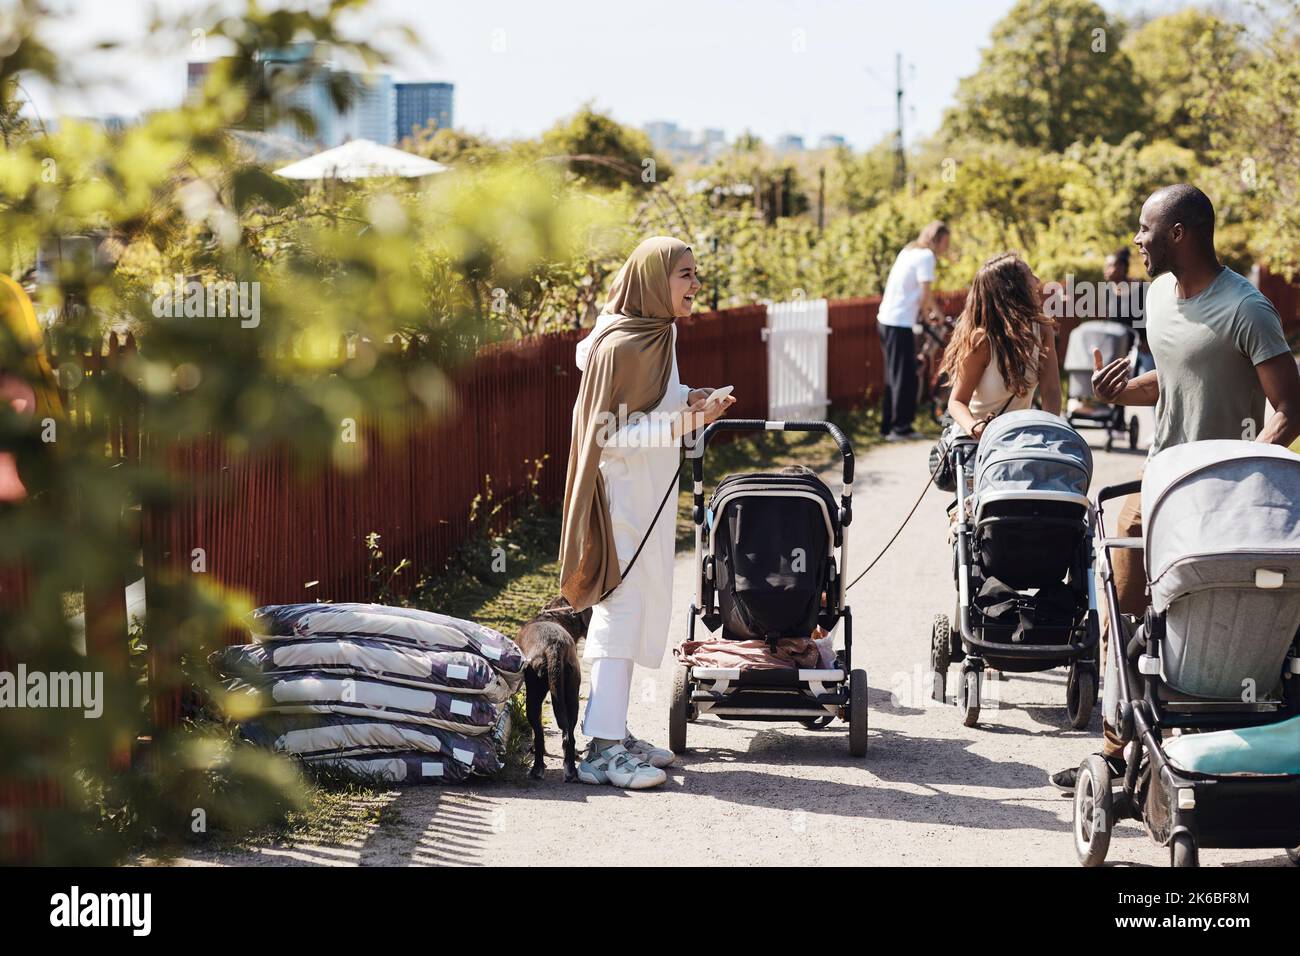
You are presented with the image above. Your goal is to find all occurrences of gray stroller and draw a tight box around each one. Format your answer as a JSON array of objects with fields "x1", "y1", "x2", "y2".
[
  {"x1": 932, "y1": 410, "x2": 1100, "y2": 728},
  {"x1": 1075, "y1": 440, "x2": 1300, "y2": 867},
  {"x1": 1063, "y1": 320, "x2": 1140, "y2": 452}
]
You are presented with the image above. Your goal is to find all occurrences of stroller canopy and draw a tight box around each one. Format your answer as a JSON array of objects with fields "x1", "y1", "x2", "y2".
[
  {"x1": 1141, "y1": 440, "x2": 1300, "y2": 699},
  {"x1": 708, "y1": 471, "x2": 837, "y2": 643},
  {"x1": 1063, "y1": 320, "x2": 1130, "y2": 371},
  {"x1": 974, "y1": 410, "x2": 1093, "y2": 502},
  {"x1": 1142, "y1": 440, "x2": 1300, "y2": 610}
]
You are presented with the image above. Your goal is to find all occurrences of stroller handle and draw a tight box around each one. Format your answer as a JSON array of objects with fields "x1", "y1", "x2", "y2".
[
  {"x1": 1096, "y1": 479, "x2": 1142, "y2": 505},
  {"x1": 1094, "y1": 479, "x2": 1142, "y2": 543},
  {"x1": 689, "y1": 418, "x2": 855, "y2": 526}
]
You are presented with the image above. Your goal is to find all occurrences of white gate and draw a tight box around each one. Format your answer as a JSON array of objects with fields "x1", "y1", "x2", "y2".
[{"x1": 763, "y1": 297, "x2": 830, "y2": 421}]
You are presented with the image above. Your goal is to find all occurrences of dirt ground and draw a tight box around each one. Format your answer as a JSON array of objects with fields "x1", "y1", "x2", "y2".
[{"x1": 169, "y1": 407, "x2": 1296, "y2": 867}]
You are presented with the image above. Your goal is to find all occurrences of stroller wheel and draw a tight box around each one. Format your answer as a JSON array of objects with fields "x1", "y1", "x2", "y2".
[
  {"x1": 1104, "y1": 433, "x2": 1115, "y2": 453},
  {"x1": 1067, "y1": 662, "x2": 1098, "y2": 730},
  {"x1": 1072, "y1": 755, "x2": 1113, "y2": 867},
  {"x1": 930, "y1": 614, "x2": 951, "y2": 703},
  {"x1": 848, "y1": 668, "x2": 868, "y2": 757},
  {"x1": 959, "y1": 667, "x2": 981, "y2": 727},
  {"x1": 801, "y1": 716, "x2": 833, "y2": 730},
  {"x1": 669, "y1": 664, "x2": 690, "y2": 754},
  {"x1": 1128, "y1": 415, "x2": 1140, "y2": 450},
  {"x1": 1170, "y1": 833, "x2": 1199, "y2": 868}
]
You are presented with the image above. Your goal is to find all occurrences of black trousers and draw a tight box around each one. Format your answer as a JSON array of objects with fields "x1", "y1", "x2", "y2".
[{"x1": 878, "y1": 324, "x2": 918, "y2": 435}]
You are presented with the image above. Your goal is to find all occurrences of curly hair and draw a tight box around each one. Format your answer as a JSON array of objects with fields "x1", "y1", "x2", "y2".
[{"x1": 940, "y1": 253, "x2": 1053, "y2": 397}]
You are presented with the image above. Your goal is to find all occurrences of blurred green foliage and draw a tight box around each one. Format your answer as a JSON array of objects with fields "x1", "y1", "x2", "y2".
[{"x1": 0, "y1": 0, "x2": 621, "y2": 863}]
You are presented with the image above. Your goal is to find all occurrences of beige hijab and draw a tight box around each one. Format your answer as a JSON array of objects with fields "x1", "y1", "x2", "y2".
[{"x1": 558, "y1": 236, "x2": 690, "y2": 610}]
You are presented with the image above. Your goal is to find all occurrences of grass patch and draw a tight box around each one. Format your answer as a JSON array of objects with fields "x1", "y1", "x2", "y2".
[{"x1": 245, "y1": 774, "x2": 403, "y2": 848}]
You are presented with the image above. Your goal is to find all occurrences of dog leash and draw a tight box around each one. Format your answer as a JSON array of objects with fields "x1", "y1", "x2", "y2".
[
  {"x1": 597, "y1": 465, "x2": 680, "y2": 603},
  {"x1": 610, "y1": 430, "x2": 955, "y2": 599},
  {"x1": 844, "y1": 453, "x2": 940, "y2": 593},
  {"x1": 846, "y1": 394, "x2": 1014, "y2": 593}
]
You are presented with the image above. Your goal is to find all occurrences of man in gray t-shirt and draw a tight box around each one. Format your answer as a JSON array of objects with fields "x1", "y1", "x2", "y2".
[
  {"x1": 1144, "y1": 265, "x2": 1290, "y2": 454},
  {"x1": 1051, "y1": 184, "x2": 1300, "y2": 794}
]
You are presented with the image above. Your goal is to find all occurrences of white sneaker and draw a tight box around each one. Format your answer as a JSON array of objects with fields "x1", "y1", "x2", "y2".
[
  {"x1": 577, "y1": 742, "x2": 667, "y2": 789},
  {"x1": 623, "y1": 731, "x2": 675, "y2": 768}
]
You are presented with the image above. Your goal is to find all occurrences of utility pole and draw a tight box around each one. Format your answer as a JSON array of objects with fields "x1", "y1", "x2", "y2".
[
  {"x1": 894, "y1": 51, "x2": 906, "y2": 190},
  {"x1": 817, "y1": 166, "x2": 825, "y2": 232},
  {"x1": 710, "y1": 235, "x2": 720, "y2": 311}
]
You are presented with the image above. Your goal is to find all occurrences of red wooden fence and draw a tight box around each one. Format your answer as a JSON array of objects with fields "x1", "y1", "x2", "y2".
[
  {"x1": 677, "y1": 304, "x2": 769, "y2": 421},
  {"x1": 139, "y1": 307, "x2": 768, "y2": 615},
  {"x1": 1259, "y1": 268, "x2": 1300, "y2": 335},
  {"x1": 827, "y1": 290, "x2": 970, "y2": 409},
  {"x1": 827, "y1": 297, "x2": 881, "y2": 408}
]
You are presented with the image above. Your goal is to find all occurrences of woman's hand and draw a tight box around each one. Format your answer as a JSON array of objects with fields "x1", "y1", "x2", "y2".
[
  {"x1": 687, "y1": 388, "x2": 712, "y2": 406},
  {"x1": 701, "y1": 394, "x2": 737, "y2": 425},
  {"x1": 676, "y1": 393, "x2": 737, "y2": 438},
  {"x1": 970, "y1": 419, "x2": 988, "y2": 440}
]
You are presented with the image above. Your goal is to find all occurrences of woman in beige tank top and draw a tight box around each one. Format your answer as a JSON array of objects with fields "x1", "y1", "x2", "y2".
[{"x1": 942, "y1": 253, "x2": 1061, "y2": 439}]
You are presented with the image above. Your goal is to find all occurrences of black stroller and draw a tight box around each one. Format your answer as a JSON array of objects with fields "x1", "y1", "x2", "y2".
[
  {"x1": 1074, "y1": 440, "x2": 1300, "y2": 867},
  {"x1": 931, "y1": 410, "x2": 1101, "y2": 728},
  {"x1": 1063, "y1": 320, "x2": 1140, "y2": 452},
  {"x1": 669, "y1": 420, "x2": 866, "y2": 756}
]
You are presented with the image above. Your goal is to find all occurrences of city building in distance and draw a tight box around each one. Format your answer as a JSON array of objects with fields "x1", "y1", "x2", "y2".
[
  {"x1": 774, "y1": 133, "x2": 805, "y2": 153},
  {"x1": 643, "y1": 121, "x2": 730, "y2": 163},
  {"x1": 395, "y1": 82, "x2": 455, "y2": 143},
  {"x1": 187, "y1": 42, "x2": 448, "y2": 150}
]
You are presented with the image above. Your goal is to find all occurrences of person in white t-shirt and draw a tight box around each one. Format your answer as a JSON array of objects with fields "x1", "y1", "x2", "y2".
[{"x1": 877, "y1": 221, "x2": 950, "y2": 439}]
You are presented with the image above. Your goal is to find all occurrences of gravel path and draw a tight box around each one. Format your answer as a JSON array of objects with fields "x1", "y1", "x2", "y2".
[{"x1": 172, "y1": 406, "x2": 1294, "y2": 867}]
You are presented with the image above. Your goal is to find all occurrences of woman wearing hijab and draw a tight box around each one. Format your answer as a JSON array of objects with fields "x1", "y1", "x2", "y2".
[{"x1": 559, "y1": 236, "x2": 736, "y2": 789}]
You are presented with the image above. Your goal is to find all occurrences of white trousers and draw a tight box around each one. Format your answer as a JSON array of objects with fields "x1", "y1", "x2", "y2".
[{"x1": 582, "y1": 657, "x2": 634, "y2": 740}]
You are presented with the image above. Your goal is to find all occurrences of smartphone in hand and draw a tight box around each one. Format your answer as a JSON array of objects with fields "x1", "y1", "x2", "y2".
[{"x1": 704, "y1": 385, "x2": 734, "y2": 406}]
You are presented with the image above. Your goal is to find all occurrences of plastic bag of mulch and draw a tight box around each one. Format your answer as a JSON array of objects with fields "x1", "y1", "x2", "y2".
[
  {"x1": 300, "y1": 751, "x2": 474, "y2": 785},
  {"x1": 211, "y1": 639, "x2": 513, "y2": 703},
  {"x1": 219, "y1": 671, "x2": 501, "y2": 736},
  {"x1": 241, "y1": 710, "x2": 510, "y2": 777},
  {"x1": 249, "y1": 603, "x2": 524, "y2": 684}
]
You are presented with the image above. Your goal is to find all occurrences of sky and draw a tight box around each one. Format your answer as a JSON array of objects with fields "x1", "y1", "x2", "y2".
[{"x1": 22, "y1": 0, "x2": 1197, "y2": 151}]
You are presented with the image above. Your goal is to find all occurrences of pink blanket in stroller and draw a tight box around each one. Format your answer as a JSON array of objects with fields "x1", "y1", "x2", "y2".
[{"x1": 674, "y1": 636, "x2": 821, "y2": 670}]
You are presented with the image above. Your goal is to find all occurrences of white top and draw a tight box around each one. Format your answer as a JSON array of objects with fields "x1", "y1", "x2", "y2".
[{"x1": 877, "y1": 246, "x2": 937, "y2": 328}]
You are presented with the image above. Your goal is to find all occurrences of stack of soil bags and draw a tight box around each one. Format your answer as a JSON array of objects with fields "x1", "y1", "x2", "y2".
[{"x1": 212, "y1": 603, "x2": 524, "y2": 784}]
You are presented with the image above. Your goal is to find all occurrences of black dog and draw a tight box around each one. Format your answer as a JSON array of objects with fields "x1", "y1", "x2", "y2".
[{"x1": 515, "y1": 596, "x2": 590, "y2": 781}]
